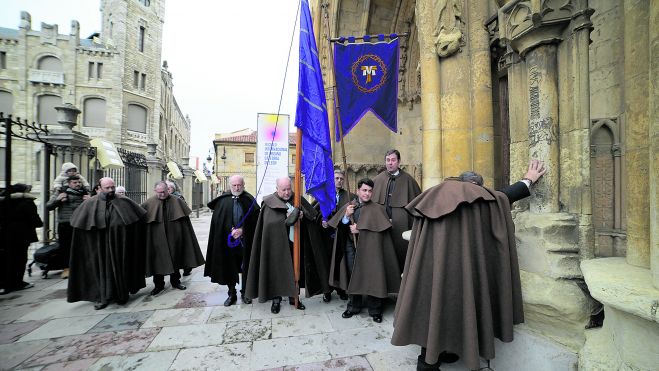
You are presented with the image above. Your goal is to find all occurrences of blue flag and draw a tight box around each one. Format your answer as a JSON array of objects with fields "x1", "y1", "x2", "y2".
[
  {"x1": 333, "y1": 37, "x2": 399, "y2": 139},
  {"x1": 294, "y1": 0, "x2": 336, "y2": 220}
]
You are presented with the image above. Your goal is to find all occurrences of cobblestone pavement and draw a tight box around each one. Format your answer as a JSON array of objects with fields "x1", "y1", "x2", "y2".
[{"x1": 0, "y1": 210, "x2": 473, "y2": 370}]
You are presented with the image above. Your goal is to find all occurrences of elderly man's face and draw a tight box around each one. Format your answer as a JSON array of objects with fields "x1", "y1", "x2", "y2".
[
  {"x1": 230, "y1": 178, "x2": 244, "y2": 196},
  {"x1": 276, "y1": 179, "x2": 292, "y2": 201},
  {"x1": 334, "y1": 173, "x2": 345, "y2": 190},
  {"x1": 155, "y1": 184, "x2": 170, "y2": 200},
  {"x1": 167, "y1": 185, "x2": 175, "y2": 194}
]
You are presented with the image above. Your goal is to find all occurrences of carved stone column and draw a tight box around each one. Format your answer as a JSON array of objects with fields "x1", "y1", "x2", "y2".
[
  {"x1": 651, "y1": 0, "x2": 659, "y2": 288},
  {"x1": 623, "y1": 0, "x2": 651, "y2": 269},
  {"x1": 415, "y1": 0, "x2": 443, "y2": 189}
]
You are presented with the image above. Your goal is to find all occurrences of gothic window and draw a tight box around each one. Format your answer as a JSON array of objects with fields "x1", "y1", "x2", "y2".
[
  {"x1": 591, "y1": 118, "x2": 623, "y2": 257},
  {"x1": 37, "y1": 55, "x2": 62, "y2": 72},
  {"x1": 133, "y1": 70, "x2": 139, "y2": 88},
  {"x1": 37, "y1": 94, "x2": 61, "y2": 125},
  {"x1": 140, "y1": 73, "x2": 146, "y2": 90},
  {"x1": 0, "y1": 51, "x2": 6, "y2": 69},
  {"x1": 83, "y1": 98, "x2": 106, "y2": 128},
  {"x1": 127, "y1": 104, "x2": 147, "y2": 133},
  {"x1": 0, "y1": 90, "x2": 13, "y2": 115}
]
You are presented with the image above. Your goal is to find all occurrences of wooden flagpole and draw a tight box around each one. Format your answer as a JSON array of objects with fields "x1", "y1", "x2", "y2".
[
  {"x1": 293, "y1": 130, "x2": 302, "y2": 308},
  {"x1": 322, "y1": 2, "x2": 358, "y2": 248}
]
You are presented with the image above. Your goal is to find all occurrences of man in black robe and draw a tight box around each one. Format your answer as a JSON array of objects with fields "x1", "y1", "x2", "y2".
[
  {"x1": 142, "y1": 181, "x2": 205, "y2": 296},
  {"x1": 392, "y1": 160, "x2": 547, "y2": 370},
  {"x1": 204, "y1": 175, "x2": 260, "y2": 306},
  {"x1": 372, "y1": 149, "x2": 421, "y2": 271},
  {"x1": 0, "y1": 184, "x2": 42, "y2": 295},
  {"x1": 67, "y1": 177, "x2": 146, "y2": 309},
  {"x1": 315, "y1": 169, "x2": 352, "y2": 302},
  {"x1": 245, "y1": 177, "x2": 329, "y2": 314}
]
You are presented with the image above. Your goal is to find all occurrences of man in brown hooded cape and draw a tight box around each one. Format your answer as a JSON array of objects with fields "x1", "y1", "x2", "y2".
[
  {"x1": 245, "y1": 177, "x2": 330, "y2": 313},
  {"x1": 204, "y1": 175, "x2": 260, "y2": 306},
  {"x1": 391, "y1": 160, "x2": 547, "y2": 370},
  {"x1": 328, "y1": 178, "x2": 401, "y2": 323},
  {"x1": 372, "y1": 149, "x2": 421, "y2": 271},
  {"x1": 67, "y1": 177, "x2": 146, "y2": 309},
  {"x1": 141, "y1": 181, "x2": 205, "y2": 295}
]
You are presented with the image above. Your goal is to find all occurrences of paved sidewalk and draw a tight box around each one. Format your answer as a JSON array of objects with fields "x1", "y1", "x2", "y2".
[{"x1": 0, "y1": 210, "x2": 472, "y2": 370}]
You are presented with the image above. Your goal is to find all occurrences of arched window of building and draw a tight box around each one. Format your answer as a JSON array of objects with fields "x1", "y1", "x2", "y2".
[
  {"x1": 83, "y1": 98, "x2": 106, "y2": 128},
  {"x1": 37, "y1": 94, "x2": 62, "y2": 125},
  {"x1": 37, "y1": 55, "x2": 63, "y2": 72},
  {"x1": 127, "y1": 104, "x2": 147, "y2": 133},
  {"x1": 0, "y1": 90, "x2": 13, "y2": 115}
]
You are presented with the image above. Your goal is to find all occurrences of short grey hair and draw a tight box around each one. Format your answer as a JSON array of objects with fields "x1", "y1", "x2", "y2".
[{"x1": 459, "y1": 171, "x2": 483, "y2": 186}]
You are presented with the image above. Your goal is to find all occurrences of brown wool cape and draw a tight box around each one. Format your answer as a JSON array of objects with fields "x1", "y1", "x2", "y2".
[
  {"x1": 67, "y1": 195, "x2": 147, "y2": 304},
  {"x1": 141, "y1": 196, "x2": 205, "y2": 276},
  {"x1": 372, "y1": 169, "x2": 421, "y2": 269},
  {"x1": 327, "y1": 200, "x2": 401, "y2": 297},
  {"x1": 245, "y1": 193, "x2": 330, "y2": 302},
  {"x1": 391, "y1": 180, "x2": 524, "y2": 370},
  {"x1": 204, "y1": 191, "x2": 260, "y2": 285}
]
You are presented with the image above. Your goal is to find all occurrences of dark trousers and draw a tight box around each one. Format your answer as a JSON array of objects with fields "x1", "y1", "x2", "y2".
[
  {"x1": 347, "y1": 294, "x2": 383, "y2": 316},
  {"x1": 57, "y1": 222, "x2": 72, "y2": 268},
  {"x1": 153, "y1": 271, "x2": 181, "y2": 288},
  {"x1": 227, "y1": 273, "x2": 247, "y2": 297},
  {"x1": 0, "y1": 242, "x2": 29, "y2": 290}
]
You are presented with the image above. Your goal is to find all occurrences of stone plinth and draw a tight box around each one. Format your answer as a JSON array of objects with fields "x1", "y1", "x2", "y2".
[{"x1": 580, "y1": 258, "x2": 659, "y2": 370}]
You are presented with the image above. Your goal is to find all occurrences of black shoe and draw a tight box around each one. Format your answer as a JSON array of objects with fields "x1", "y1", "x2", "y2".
[
  {"x1": 339, "y1": 292, "x2": 349, "y2": 300},
  {"x1": 94, "y1": 302, "x2": 109, "y2": 310},
  {"x1": 323, "y1": 293, "x2": 332, "y2": 302},
  {"x1": 342, "y1": 309, "x2": 354, "y2": 318},
  {"x1": 171, "y1": 283, "x2": 187, "y2": 290},
  {"x1": 151, "y1": 286, "x2": 165, "y2": 296},
  {"x1": 416, "y1": 355, "x2": 441, "y2": 371},
  {"x1": 116, "y1": 298, "x2": 128, "y2": 305},
  {"x1": 271, "y1": 301, "x2": 281, "y2": 314},
  {"x1": 182, "y1": 268, "x2": 192, "y2": 276},
  {"x1": 242, "y1": 295, "x2": 252, "y2": 304},
  {"x1": 372, "y1": 314, "x2": 382, "y2": 323},
  {"x1": 437, "y1": 351, "x2": 459, "y2": 364},
  {"x1": 0, "y1": 288, "x2": 9, "y2": 295},
  {"x1": 15, "y1": 282, "x2": 34, "y2": 291},
  {"x1": 296, "y1": 301, "x2": 305, "y2": 310},
  {"x1": 224, "y1": 295, "x2": 237, "y2": 307}
]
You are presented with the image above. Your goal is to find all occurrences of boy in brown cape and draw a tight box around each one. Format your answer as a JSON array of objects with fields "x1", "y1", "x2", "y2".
[
  {"x1": 141, "y1": 181, "x2": 205, "y2": 296},
  {"x1": 328, "y1": 178, "x2": 401, "y2": 323}
]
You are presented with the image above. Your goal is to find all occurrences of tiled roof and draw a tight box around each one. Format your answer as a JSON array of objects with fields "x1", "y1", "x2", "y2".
[{"x1": 216, "y1": 130, "x2": 296, "y2": 145}]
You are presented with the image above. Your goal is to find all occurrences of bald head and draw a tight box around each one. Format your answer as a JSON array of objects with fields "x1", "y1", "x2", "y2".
[
  {"x1": 99, "y1": 177, "x2": 115, "y2": 197},
  {"x1": 229, "y1": 175, "x2": 245, "y2": 196},
  {"x1": 275, "y1": 177, "x2": 292, "y2": 201}
]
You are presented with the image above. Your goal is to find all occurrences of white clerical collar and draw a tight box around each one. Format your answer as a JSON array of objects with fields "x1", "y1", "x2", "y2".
[{"x1": 389, "y1": 170, "x2": 400, "y2": 176}]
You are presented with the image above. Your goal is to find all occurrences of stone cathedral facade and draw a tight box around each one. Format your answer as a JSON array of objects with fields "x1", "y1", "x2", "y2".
[
  {"x1": 0, "y1": 0, "x2": 190, "y2": 187},
  {"x1": 312, "y1": 0, "x2": 657, "y2": 369}
]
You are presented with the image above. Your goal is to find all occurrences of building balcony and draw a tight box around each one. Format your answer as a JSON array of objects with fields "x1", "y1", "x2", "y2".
[{"x1": 28, "y1": 69, "x2": 64, "y2": 85}]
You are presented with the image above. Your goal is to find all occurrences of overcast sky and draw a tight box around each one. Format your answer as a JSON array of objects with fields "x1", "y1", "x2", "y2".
[{"x1": 0, "y1": 0, "x2": 301, "y2": 159}]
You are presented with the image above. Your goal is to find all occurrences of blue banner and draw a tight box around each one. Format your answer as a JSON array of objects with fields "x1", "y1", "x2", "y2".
[
  {"x1": 333, "y1": 37, "x2": 399, "y2": 139},
  {"x1": 294, "y1": 0, "x2": 336, "y2": 220}
]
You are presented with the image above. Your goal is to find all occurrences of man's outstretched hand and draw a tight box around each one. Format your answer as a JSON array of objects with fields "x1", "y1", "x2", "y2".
[{"x1": 524, "y1": 159, "x2": 547, "y2": 184}]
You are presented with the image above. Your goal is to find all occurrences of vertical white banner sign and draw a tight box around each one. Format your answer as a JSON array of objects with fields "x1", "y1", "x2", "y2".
[{"x1": 256, "y1": 113, "x2": 290, "y2": 205}]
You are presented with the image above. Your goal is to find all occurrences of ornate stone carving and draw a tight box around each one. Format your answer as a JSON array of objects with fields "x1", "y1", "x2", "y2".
[
  {"x1": 433, "y1": 0, "x2": 464, "y2": 58},
  {"x1": 40, "y1": 23, "x2": 58, "y2": 45}
]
